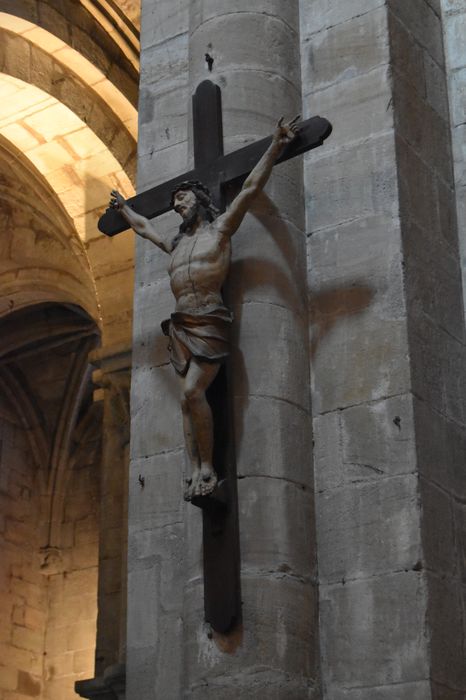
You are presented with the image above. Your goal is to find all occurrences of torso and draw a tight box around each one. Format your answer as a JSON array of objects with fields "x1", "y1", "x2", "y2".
[{"x1": 168, "y1": 223, "x2": 231, "y2": 312}]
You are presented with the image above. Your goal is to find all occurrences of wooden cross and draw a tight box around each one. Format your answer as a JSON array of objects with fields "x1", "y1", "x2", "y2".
[
  {"x1": 98, "y1": 80, "x2": 332, "y2": 235},
  {"x1": 98, "y1": 80, "x2": 331, "y2": 635}
]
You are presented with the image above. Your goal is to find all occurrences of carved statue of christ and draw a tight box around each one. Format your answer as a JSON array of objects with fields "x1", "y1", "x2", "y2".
[{"x1": 110, "y1": 117, "x2": 299, "y2": 501}]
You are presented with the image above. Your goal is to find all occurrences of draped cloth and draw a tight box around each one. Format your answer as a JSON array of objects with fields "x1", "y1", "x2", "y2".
[{"x1": 161, "y1": 305, "x2": 233, "y2": 376}]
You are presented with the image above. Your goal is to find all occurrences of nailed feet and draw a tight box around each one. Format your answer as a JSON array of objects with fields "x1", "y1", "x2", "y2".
[{"x1": 184, "y1": 464, "x2": 218, "y2": 501}]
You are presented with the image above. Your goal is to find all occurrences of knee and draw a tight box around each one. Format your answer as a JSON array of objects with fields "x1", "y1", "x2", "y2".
[{"x1": 184, "y1": 382, "x2": 202, "y2": 405}]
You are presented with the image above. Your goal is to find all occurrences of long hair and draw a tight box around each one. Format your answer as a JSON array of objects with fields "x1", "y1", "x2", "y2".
[{"x1": 170, "y1": 181, "x2": 219, "y2": 250}]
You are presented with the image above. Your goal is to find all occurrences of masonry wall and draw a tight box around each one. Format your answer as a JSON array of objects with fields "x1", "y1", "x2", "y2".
[
  {"x1": 0, "y1": 391, "x2": 99, "y2": 700},
  {"x1": 0, "y1": 399, "x2": 46, "y2": 700},
  {"x1": 42, "y1": 457, "x2": 99, "y2": 700},
  {"x1": 301, "y1": 0, "x2": 466, "y2": 697}
]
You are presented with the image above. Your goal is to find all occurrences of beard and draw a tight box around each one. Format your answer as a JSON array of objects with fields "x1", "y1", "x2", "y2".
[{"x1": 179, "y1": 202, "x2": 200, "y2": 234}]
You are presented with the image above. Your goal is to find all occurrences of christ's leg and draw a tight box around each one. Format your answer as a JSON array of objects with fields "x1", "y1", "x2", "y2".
[
  {"x1": 183, "y1": 358, "x2": 220, "y2": 497},
  {"x1": 179, "y1": 388, "x2": 201, "y2": 500}
]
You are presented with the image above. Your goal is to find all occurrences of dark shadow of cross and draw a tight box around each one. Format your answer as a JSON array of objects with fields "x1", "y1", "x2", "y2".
[{"x1": 98, "y1": 80, "x2": 332, "y2": 235}]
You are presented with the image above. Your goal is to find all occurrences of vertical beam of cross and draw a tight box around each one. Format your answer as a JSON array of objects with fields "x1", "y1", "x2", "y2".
[{"x1": 190, "y1": 80, "x2": 241, "y2": 634}]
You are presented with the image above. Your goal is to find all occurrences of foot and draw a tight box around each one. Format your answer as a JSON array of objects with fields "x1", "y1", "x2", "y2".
[
  {"x1": 184, "y1": 468, "x2": 200, "y2": 502},
  {"x1": 198, "y1": 464, "x2": 218, "y2": 497}
]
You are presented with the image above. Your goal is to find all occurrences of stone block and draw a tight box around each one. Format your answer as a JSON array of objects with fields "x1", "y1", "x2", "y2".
[
  {"x1": 424, "y1": 53, "x2": 450, "y2": 121},
  {"x1": 302, "y1": 7, "x2": 389, "y2": 90},
  {"x1": 0, "y1": 666, "x2": 18, "y2": 691},
  {"x1": 443, "y1": 9, "x2": 466, "y2": 71},
  {"x1": 72, "y1": 648, "x2": 94, "y2": 675},
  {"x1": 128, "y1": 451, "x2": 185, "y2": 532},
  {"x1": 192, "y1": 70, "x2": 300, "y2": 155},
  {"x1": 420, "y1": 479, "x2": 456, "y2": 576},
  {"x1": 132, "y1": 278, "x2": 173, "y2": 369},
  {"x1": 314, "y1": 394, "x2": 416, "y2": 492},
  {"x1": 17, "y1": 670, "x2": 41, "y2": 696},
  {"x1": 310, "y1": 310, "x2": 409, "y2": 415},
  {"x1": 300, "y1": 0, "x2": 386, "y2": 38},
  {"x1": 409, "y1": 315, "x2": 466, "y2": 427},
  {"x1": 238, "y1": 476, "x2": 315, "y2": 578},
  {"x1": 140, "y1": 0, "x2": 189, "y2": 50},
  {"x1": 303, "y1": 66, "x2": 392, "y2": 150},
  {"x1": 189, "y1": 14, "x2": 300, "y2": 89},
  {"x1": 137, "y1": 140, "x2": 189, "y2": 190},
  {"x1": 387, "y1": 0, "x2": 444, "y2": 67},
  {"x1": 126, "y1": 619, "x2": 183, "y2": 700},
  {"x1": 393, "y1": 76, "x2": 453, "y2": 185},
  {"x1": 138, "y1": 84, "x2": 188, "y2": 150},
  {"x1": 232, "y1": 300, "x2": 310, "y2": 411},
  {"x1": 65, "y1": 621, "x2": 96, "y2": 653},
  {"x1": 190, "y1": 0, "x2": 298, "y2": 35},
  {"x1": 403, "y1": 221, "x2": 464, "y2": 344},
  {"x1": 233, "y1": 394, "x2": 313, "y2": 487},
  {"x1": 449, "y1": 67, "x2": 466, "y2": 128},
  {"x1": 330, "y1": 681, "x2": 432, "y2": 699},
  {"x1": 388, "y1": 11, "x2": 426, "y2": 99},
  {"x1": 427, "y1": 575, "x2": 466, "y2": 690},
  {"x1": 11, "y1": 626, "x2": 43, "y2": 654},
  {"x1": 317, "y1": 474, "x2": 421, "y2": 584},
  {"x1": 229, "y1": 216, "x2": 307, "y2": 316},
  {"x1": 183, "y1": 574, "x2": 317, "y2": 686},
  {"x1": 139, "y1": 34, "x2": 188, "y2": 93},
  {"x1": 44, "y1": 652, "x2": 74, "y2": 679},
  {"x1": 305, "y1": 132, "x2": 398, "y2": 233},
  {"x1": 129, "y1": 365, "x2": 184, "y2": 459},
  {"x1": 320, "y1": 572, "x2": 429, "y2": 687}
]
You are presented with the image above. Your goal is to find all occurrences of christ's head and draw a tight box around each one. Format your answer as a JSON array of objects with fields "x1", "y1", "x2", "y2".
[{"x1": 171, "y1": 181, "x2": 219, "y2": 236}]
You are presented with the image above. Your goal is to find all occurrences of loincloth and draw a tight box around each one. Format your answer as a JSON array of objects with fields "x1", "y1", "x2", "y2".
[{"x1": 161, "y1": 305, "x2": 233, "y2": 376}]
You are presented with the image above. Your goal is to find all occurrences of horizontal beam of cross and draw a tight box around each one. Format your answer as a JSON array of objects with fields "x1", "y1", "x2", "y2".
[{"x1": 98, "y1": 116, "x2": 332, "y2": 237}]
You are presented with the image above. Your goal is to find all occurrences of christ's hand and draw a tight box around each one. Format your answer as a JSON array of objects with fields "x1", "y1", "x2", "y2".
[
  {"x1": 110, "y1": 190, "x2": 126, "y2": 210},
  {"x1": 273, "y1": 116, "x2": 300, "y2": 147}
]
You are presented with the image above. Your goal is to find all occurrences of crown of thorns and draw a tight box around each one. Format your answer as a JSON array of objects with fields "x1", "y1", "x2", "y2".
[{"x1": 170, "y1": 180, "x2": 214, "y2": 208}]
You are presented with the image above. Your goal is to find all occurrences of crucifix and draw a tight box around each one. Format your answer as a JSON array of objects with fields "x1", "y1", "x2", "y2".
[{"x1": 99, "y1": 80, "x2": 331, "y2": 634}]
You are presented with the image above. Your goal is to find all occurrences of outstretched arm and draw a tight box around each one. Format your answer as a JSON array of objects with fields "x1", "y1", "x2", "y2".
[
  {"x1": 217, "y1": 116, "x2": 299, "y2": 238},
  {"x1": 109, "y1": 190, "x2": 171, "y2": 253}
]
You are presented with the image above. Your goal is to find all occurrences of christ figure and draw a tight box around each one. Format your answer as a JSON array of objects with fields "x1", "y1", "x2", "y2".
[{"x1": 110, "y1": 117, "x2": 298, "y2": 501}]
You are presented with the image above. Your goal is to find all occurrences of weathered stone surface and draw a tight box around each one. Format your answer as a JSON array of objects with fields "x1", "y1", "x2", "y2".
[
  {"x1": 238, "y1": 476, "x2": 314, "y2": 577},
  {"x1": 427, "y1": 575, "x2": 466, "y2": 691},
  {"x1": 302, "y1": 7, "x2": 389, "y2": 90},
  {"x1": 129, "y1": 364, "x2": 184, "y2": 459},
  {"x1": 183, "y1": 575, "x2": 318, "y2": 689},
  {"x1": 305, "y1": 133, "x2": 399, "y2": 233},
  {"x1": 232, "y1": 300, "x2": 310, "y2": 411},
  {"x1": 317, "y1": 475, "x2": 421, "y2": 584},
  {"x1": 233, "y1": 394, "x2": 313, "y2": 487},
  {"x1": 330, "y1": 681, "x2": 432, "y2": 700},
  {"x1": 301, "y1": 0, "x2": 386, "y2": 37},
  {"x1": 320, "y1": 572, "x2": 429, "y2": 688},
  {"x1": 387, "y1": 0, "x2": 445, "y2": 66}
]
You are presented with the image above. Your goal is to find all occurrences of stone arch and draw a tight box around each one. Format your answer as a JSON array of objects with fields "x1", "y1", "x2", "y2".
[
  {"x1": 0, "y1": 74, "x2": 135, "y2": 345},
  {"x1": 0, "y1": 0, "x2": 139, "y2": 105},
  {"x1": 0, "y1": 13, "x2": 137, "y2": 181}
]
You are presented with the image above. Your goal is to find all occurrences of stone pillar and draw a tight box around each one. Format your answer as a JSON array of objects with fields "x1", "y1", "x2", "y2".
[
  {"x1": 76, "y1": 344, "x2": 131, "y2": 700},
  {"x1": 301, "y1": 0, "x2": 466, "y2": 697},
  {"x1": 127, "y1": 1, "x2": 317, "y2": 698},
  {"x1": 185, "y1": 3, "x2": 316, "y2": 698}
]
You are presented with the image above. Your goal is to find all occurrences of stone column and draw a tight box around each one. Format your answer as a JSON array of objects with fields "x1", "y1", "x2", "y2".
[
  {"x1": 184, "y1": 3, "x2": 317, "y2": 698},
  {"x1": 301, "y1": 0, "x2": 466, "y2": 697},
  {"x1": 76, "y1": 344, "x2": 131, "y2": 700},
  {"x1": 127, "y1": 1, "x2": 317, "y2": 698}
]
